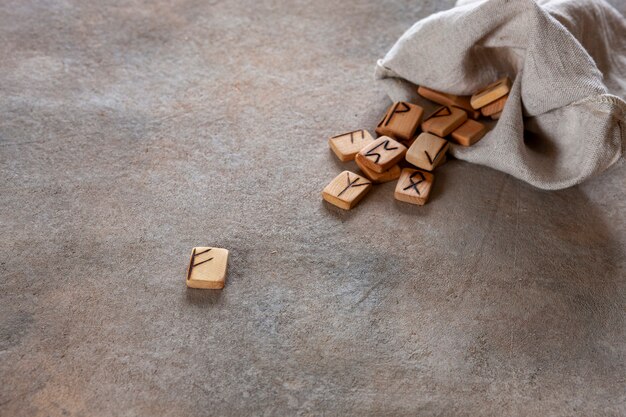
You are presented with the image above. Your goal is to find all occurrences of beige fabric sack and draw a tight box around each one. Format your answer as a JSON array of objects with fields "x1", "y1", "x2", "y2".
[{"x1": 375, "y1": 0, "x2": 626, "y2": 189}]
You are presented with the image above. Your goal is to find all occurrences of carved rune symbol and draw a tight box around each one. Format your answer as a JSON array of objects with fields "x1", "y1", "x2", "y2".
[
  {"x1": 431, "y1": 107, "x2": 451, "y2": 118},
  {"x1": 186, "y1": 248, "x2": 214, "y2": 281},
  {"x1": 331, "y1": 130, "x2": 365, "y2": 144},
  {"x1": 378, "y1": 102, "x2": 411, "y2": 127},
  {"x1": 337, "y1": 172, "x2": 370, "y2": 197},
  {"x1": 425, "y1": 142, "x2": 447, "y2": 165},
  {"x1": 403, "y1": 171, "x2": 426, "y2": 195},
  {"x1": 364, "y1": 140, "x2": 399, "y2": 163},
  {"x1": 191, "y1": 248, "x2": 213, "y2": 266}
]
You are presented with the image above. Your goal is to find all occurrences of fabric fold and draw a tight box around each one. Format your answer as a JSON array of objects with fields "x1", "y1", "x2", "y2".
[{"x1": 375, "y1": 0, "x2": 626, "y2": 189}]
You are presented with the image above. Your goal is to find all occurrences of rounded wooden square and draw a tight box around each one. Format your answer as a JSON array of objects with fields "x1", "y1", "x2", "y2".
[
  {"x1": 421, "y1": 107, "x2": 468, "y2": 137},
  {"x1": 186, "y1": 247, "x2": 229, "y2": 289},
  {"x1": 375, "y1": 101, "x2": 424, "y2": 142},
  {"x1": 394, "y1": 168, "x2": 434, "y2": 206},
  {"x1": 405, "y1": 132, "x2": 449, "y2": 171},
  {"x1": 450, "y1": 119, "x2": 486, "y2": 147},
  {"x1": 357, "y1": 136, "x2": 407, "y2": 173},
  {"x1": 470, "y1": 77, "x2": 511, "y2": 109},
  {"x1": 328, "y1": 129, "x2": 375, "y2": 162},
  {"x1": 322, "y1": 170, "x2": 372, "y2": 210}
]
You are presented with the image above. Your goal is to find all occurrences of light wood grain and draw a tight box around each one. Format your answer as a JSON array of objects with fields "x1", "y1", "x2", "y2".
[
  {"x1": 322, "y1": 170, "x2": 372, "y2": 210},
  {"x1": 405, "y1": 132, "x2": 449, "y2": 171},
  {"x1": 357, "y1": 136, "x2": 407, "y2": 173},
  {"x1": 375, "y1": 102, "x2": 423, "y2": 143},
  {"x1": 394, "y1": 168, "x2": 434, "y2": 206},
  {"x1": 421, "y1": 107, "x2": 467, "y2": 137},
  {"x1": 470, "y1": 77, "x2": 511, "y2": 109},
  {"x1": 355, "y1": 153, "x2": 401, "y2": 183},
  {"x1": 480, "y1": 94, "x2": 508, "y2": 116},
  {"x1": 186, "y1": 247, "x2": 228, "y2": 289},
  {"x1": 417, "y1": 86, "x2": 481, "y2": 119},
  {"x1": 450, "y1": 119, "x2": 487, "y2": 147},
  {"x1": 328, "y1": 129, "x2": 375, "y2": 162}
]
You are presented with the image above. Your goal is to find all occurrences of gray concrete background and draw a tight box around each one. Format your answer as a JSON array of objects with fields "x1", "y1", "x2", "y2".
[{"x1": 1, "y1": 0, "x2": 625, "y2": 416}]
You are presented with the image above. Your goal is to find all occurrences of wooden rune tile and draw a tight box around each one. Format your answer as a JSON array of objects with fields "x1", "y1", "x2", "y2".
[
  {"x1": 328, "y1": 129, "x2": 375, "y2": 162},
  {"x1": 405, "y1": 132, "x2": 449, "y2": 171},
  {"x1": 394, "y1": 168, "x2": 434, "y2": 206},
  {"x1": 450, "y1": 119, "x2": 487, "y2": 147},
  {"x1": 322, "y1": 170, "x2": 372, "y2": 210},
  {"x1": 421, "y1": 106, "x2": 467, "y2": 137},
  {"x1": 375, "y1": 101, "x2": 424, "y2": 143},
  {"x1": 186, "y1": 247, "x2": 229, "y2": 289},
  {"x1": 357, "y1": 136, "x2": 407, "y2": 174},
  {"x1": 355, "y1": 153, "x2": 401, "y2": 183},
  {"x1": 480, "y1": 94, "x2": 508, "y2": 117},
  {"x1": 470, "y1": 77, "x2": 511, "y2": 109},
  {"x1": 417, "y1": 86, "x2": 481, "y2": 119}
]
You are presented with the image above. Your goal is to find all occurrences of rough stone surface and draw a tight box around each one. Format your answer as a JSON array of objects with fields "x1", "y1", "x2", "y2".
[{"x1": 1, "y1": 1, "x2": 625, "y2": 416}]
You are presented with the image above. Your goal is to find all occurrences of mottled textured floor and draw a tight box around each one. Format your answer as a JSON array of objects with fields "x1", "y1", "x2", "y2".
[{"x1": 1, "y1": 0, "x2": 625, "y2": 416}]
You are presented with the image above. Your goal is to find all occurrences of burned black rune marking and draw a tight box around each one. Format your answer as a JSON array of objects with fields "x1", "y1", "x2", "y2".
[
  {"x1": 364, "y1": 140, "x2": 399, "y2": 163},
  {"x1": 331, "y1": 130, "x2": 366, "y2": 144},
  {"x1": 378, "y1": 102, "x2": 411, "y2": 127},
  {"x1": 193, "y1": 257, "x2": 214, "y2": 267},
  {"x1": 337, "y1": 172, "x2": 370, "y2": 197},
  {"x1": 425, "y1": 142, "x2": 447, "y2": 165},
  {"x1": 403, "y1": 171, "x2": 426, "y2": 195},
  {"x1": 187, "y1": 248, "x2": 214, "y2": 280},
  {"x1": 431, "y1": 107, "x2": 451, "y2": 118}
]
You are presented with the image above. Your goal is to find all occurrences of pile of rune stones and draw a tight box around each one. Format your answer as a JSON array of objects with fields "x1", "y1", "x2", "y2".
[{"x1": 322, "y1": 77, "x2": 511, "y2": 209}]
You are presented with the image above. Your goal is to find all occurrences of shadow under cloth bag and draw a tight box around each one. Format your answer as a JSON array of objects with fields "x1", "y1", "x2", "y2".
[{"x1": 375, "y1": 0, "x2": 626, "y2": 190}]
